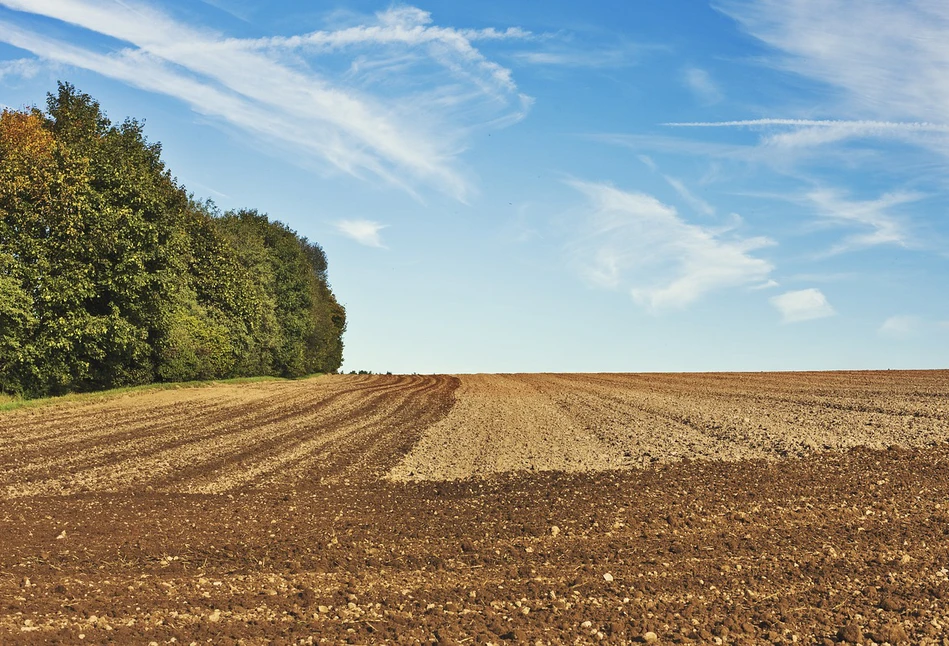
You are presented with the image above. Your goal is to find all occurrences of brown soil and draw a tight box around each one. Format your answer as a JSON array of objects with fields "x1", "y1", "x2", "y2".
[
  {"x1": 2, "y1": 371, "x2": 949, "y2": 644},
  {"x1": 392, "y1": 371, "x2": 949, "y2": 479}
]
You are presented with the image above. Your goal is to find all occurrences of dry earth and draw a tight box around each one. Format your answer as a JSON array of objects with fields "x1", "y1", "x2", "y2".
[
  {"x1": 2, "y1": 371, "x2": 949, "y2": 644},
  {"x1": 390, "y1": 372, "x2": 949, "y2": 479}
]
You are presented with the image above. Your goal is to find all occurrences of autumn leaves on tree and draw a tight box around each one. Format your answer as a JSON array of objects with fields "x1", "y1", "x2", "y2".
[{"x1": 0, "y1": 83, "x2": 346, "y2": 398}]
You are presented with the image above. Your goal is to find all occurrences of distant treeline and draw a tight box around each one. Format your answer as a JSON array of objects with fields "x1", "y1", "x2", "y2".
[{"x1": 0, "y1": 83, "x2": 345, "y2": 398}]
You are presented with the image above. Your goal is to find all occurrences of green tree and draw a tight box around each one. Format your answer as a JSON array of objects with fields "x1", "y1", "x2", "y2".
[
  {"x1": 0, "y1": 83, "x2": 346, "y2": 398},
  {"x1": 216, "y1": 210, "x2": 346, "y2": 377}
]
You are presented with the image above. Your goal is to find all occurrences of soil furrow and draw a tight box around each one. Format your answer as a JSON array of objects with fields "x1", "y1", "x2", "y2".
[{"x1": 171, "y1": 376, "x2": 453, "y2": 493}]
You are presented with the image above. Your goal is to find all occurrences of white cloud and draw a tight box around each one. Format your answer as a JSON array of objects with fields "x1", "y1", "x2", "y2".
[
  {"x1": 879, "y1": 315, "x2": 920, "y2": 339},
  {"x1": 568, "y1": 181, "x2": 774, "y2": 310},
  {"x1": 682, "y1": 67, "x2": 723, "y2": 104},
  {"x1": 335, "y1": 219, "x2": 388, "y2": 248},
  {"x1": 805, "y1": 188, "x2": 920, "y2": 254},
  {"x1": 770, "y1": 288, "x2": 835, "y2": 323},
  {"x1": 0, "y1": 0, "x2": 532, "y2": 200}
]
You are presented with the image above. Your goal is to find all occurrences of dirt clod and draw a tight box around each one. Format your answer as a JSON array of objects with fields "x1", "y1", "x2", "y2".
[
  {"x1": 873, "y1": 624, "x2": 909, "y2": 644},
  {"x1": 839, "y1": 623, "x2": 864, "y2": 643},
  {"x1": 880, "y1": 596, "x2": 902, "y2": 611}
]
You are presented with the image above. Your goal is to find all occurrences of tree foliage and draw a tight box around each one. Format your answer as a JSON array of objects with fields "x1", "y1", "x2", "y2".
[{"x1": 0, "y1": 83, "x2": 345, "y2": 398}]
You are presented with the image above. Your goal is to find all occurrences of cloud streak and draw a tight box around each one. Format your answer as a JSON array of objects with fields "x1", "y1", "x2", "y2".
[
  {"x1": 663, "y1": 175, "x2": 716, "y2": 217},
  {"x1": 665, "y1": 118, "x2": 949, "y2": 150},
  {"x1": 568, "y1": 181, "x2": 774, "y2": 311},
  {"x1": 0, "y1": 0, "x2": 532, "y2": 200},
  {"x1": 665, "y1": 119, "x2": 949, "y2": 131},
  {"x1": 249, "y1": 6, "x2": 532, "y2": 100}
]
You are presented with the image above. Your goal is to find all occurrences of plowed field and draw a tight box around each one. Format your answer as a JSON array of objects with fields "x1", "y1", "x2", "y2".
[{"x1": 2, "y1": 371, "x2": 949, "y2": 644}]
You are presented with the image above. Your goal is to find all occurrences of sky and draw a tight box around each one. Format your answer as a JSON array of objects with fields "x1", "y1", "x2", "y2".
[{"x1": 0, "y1": 0, "x2": 947, "y2": 373}]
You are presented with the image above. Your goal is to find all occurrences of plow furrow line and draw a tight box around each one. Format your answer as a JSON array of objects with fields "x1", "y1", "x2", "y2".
[
  {"x1": 174, "y1": 375, "x2": 457, "y2": 492},
  {"x1": 2, "y1": 375, "x2": 457, "y2": 497}
]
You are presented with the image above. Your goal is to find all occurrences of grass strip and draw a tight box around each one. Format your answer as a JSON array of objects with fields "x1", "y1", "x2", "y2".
[{"x1": 0, "y1": 374, "x2": 326, "y2": 414}]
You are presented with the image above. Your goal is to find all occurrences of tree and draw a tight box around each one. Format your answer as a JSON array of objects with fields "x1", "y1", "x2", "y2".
[
  {"x1": 215, "y1": 210, "x2": 346, "y2": 377},
  {"x1": 0, "y1": 83, "x2": 346, "y2": 398}
]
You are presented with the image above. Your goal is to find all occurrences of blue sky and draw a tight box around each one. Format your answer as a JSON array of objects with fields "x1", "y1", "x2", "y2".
[{"x1": 1, "y1": 0, "x2": 947, "y2": 373}]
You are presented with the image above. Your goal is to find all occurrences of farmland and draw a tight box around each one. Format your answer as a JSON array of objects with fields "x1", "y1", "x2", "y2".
[{"x1": 2, "y1": 371, "x2": 949, "y2": 644}]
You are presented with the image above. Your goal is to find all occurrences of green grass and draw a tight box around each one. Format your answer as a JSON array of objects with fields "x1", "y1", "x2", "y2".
[{"x1": 0, "y1": 374, "x2": 323, "y2": 414}]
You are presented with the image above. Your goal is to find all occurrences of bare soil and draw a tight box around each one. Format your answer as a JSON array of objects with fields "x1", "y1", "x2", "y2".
[
  {"x1": 391, "y1": 371, "x2": 949, "y2": 480},
  {"x1": 2, "y1": 371, "x2": 949, "y2": 644}
]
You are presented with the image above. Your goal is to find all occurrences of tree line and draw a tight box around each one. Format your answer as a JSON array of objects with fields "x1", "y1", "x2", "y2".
[{"x1": 0, "y1": 83, "x2": 345, "y2": 398}]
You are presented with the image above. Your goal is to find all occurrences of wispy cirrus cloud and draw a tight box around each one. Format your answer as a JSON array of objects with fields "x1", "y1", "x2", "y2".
[
  {"x1": 592, "y1": 132, "x2": 759, "y2": 165},
  {"x1": 662, "y1": 175, "x2": 716, "y2": 217},
  {"x1": 804, "y1": 188, "x2": 921, "y2": 254},
  {"x1": 509, "y1": 30, "x2": 655, "y2": 70},
  {"x1": 0, "y1": 57, "x2": 41, "y2": 81},
  {"x1": 0, "y1": 0, "x2": 533, "y2": 200},
  {"x1": 715, "y1": 0, "x2": 949, "y2": 125},
  {"x1": 703, "y1": 2, "x2": 949, "y2": 162},
  {"x1": 770, "y1": 288, "x2": 835, "y2": 323},
  {"x1": 734, "y1": 187, "x2": 922, "y2": 255},
  {"x1": 655, "y1": 0, "x2": 949, "y2": 178},
  {"x1": 665, "y1": 119, "x2": 949, "y2": 132},
  {"x1": 568, "y1": 180, "x2": 774, "y2": 311},
  {"x1": 636, "y1": 155, "x2": 717, "y2": 217},
  {"x1": 335, "y1": 219, "x2": 388, "y2": 248}
]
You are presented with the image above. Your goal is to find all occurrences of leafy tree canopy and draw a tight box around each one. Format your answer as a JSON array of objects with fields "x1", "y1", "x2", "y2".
[{"x1": 0, "y1": 83, "x2": 345, "y2": 398}]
